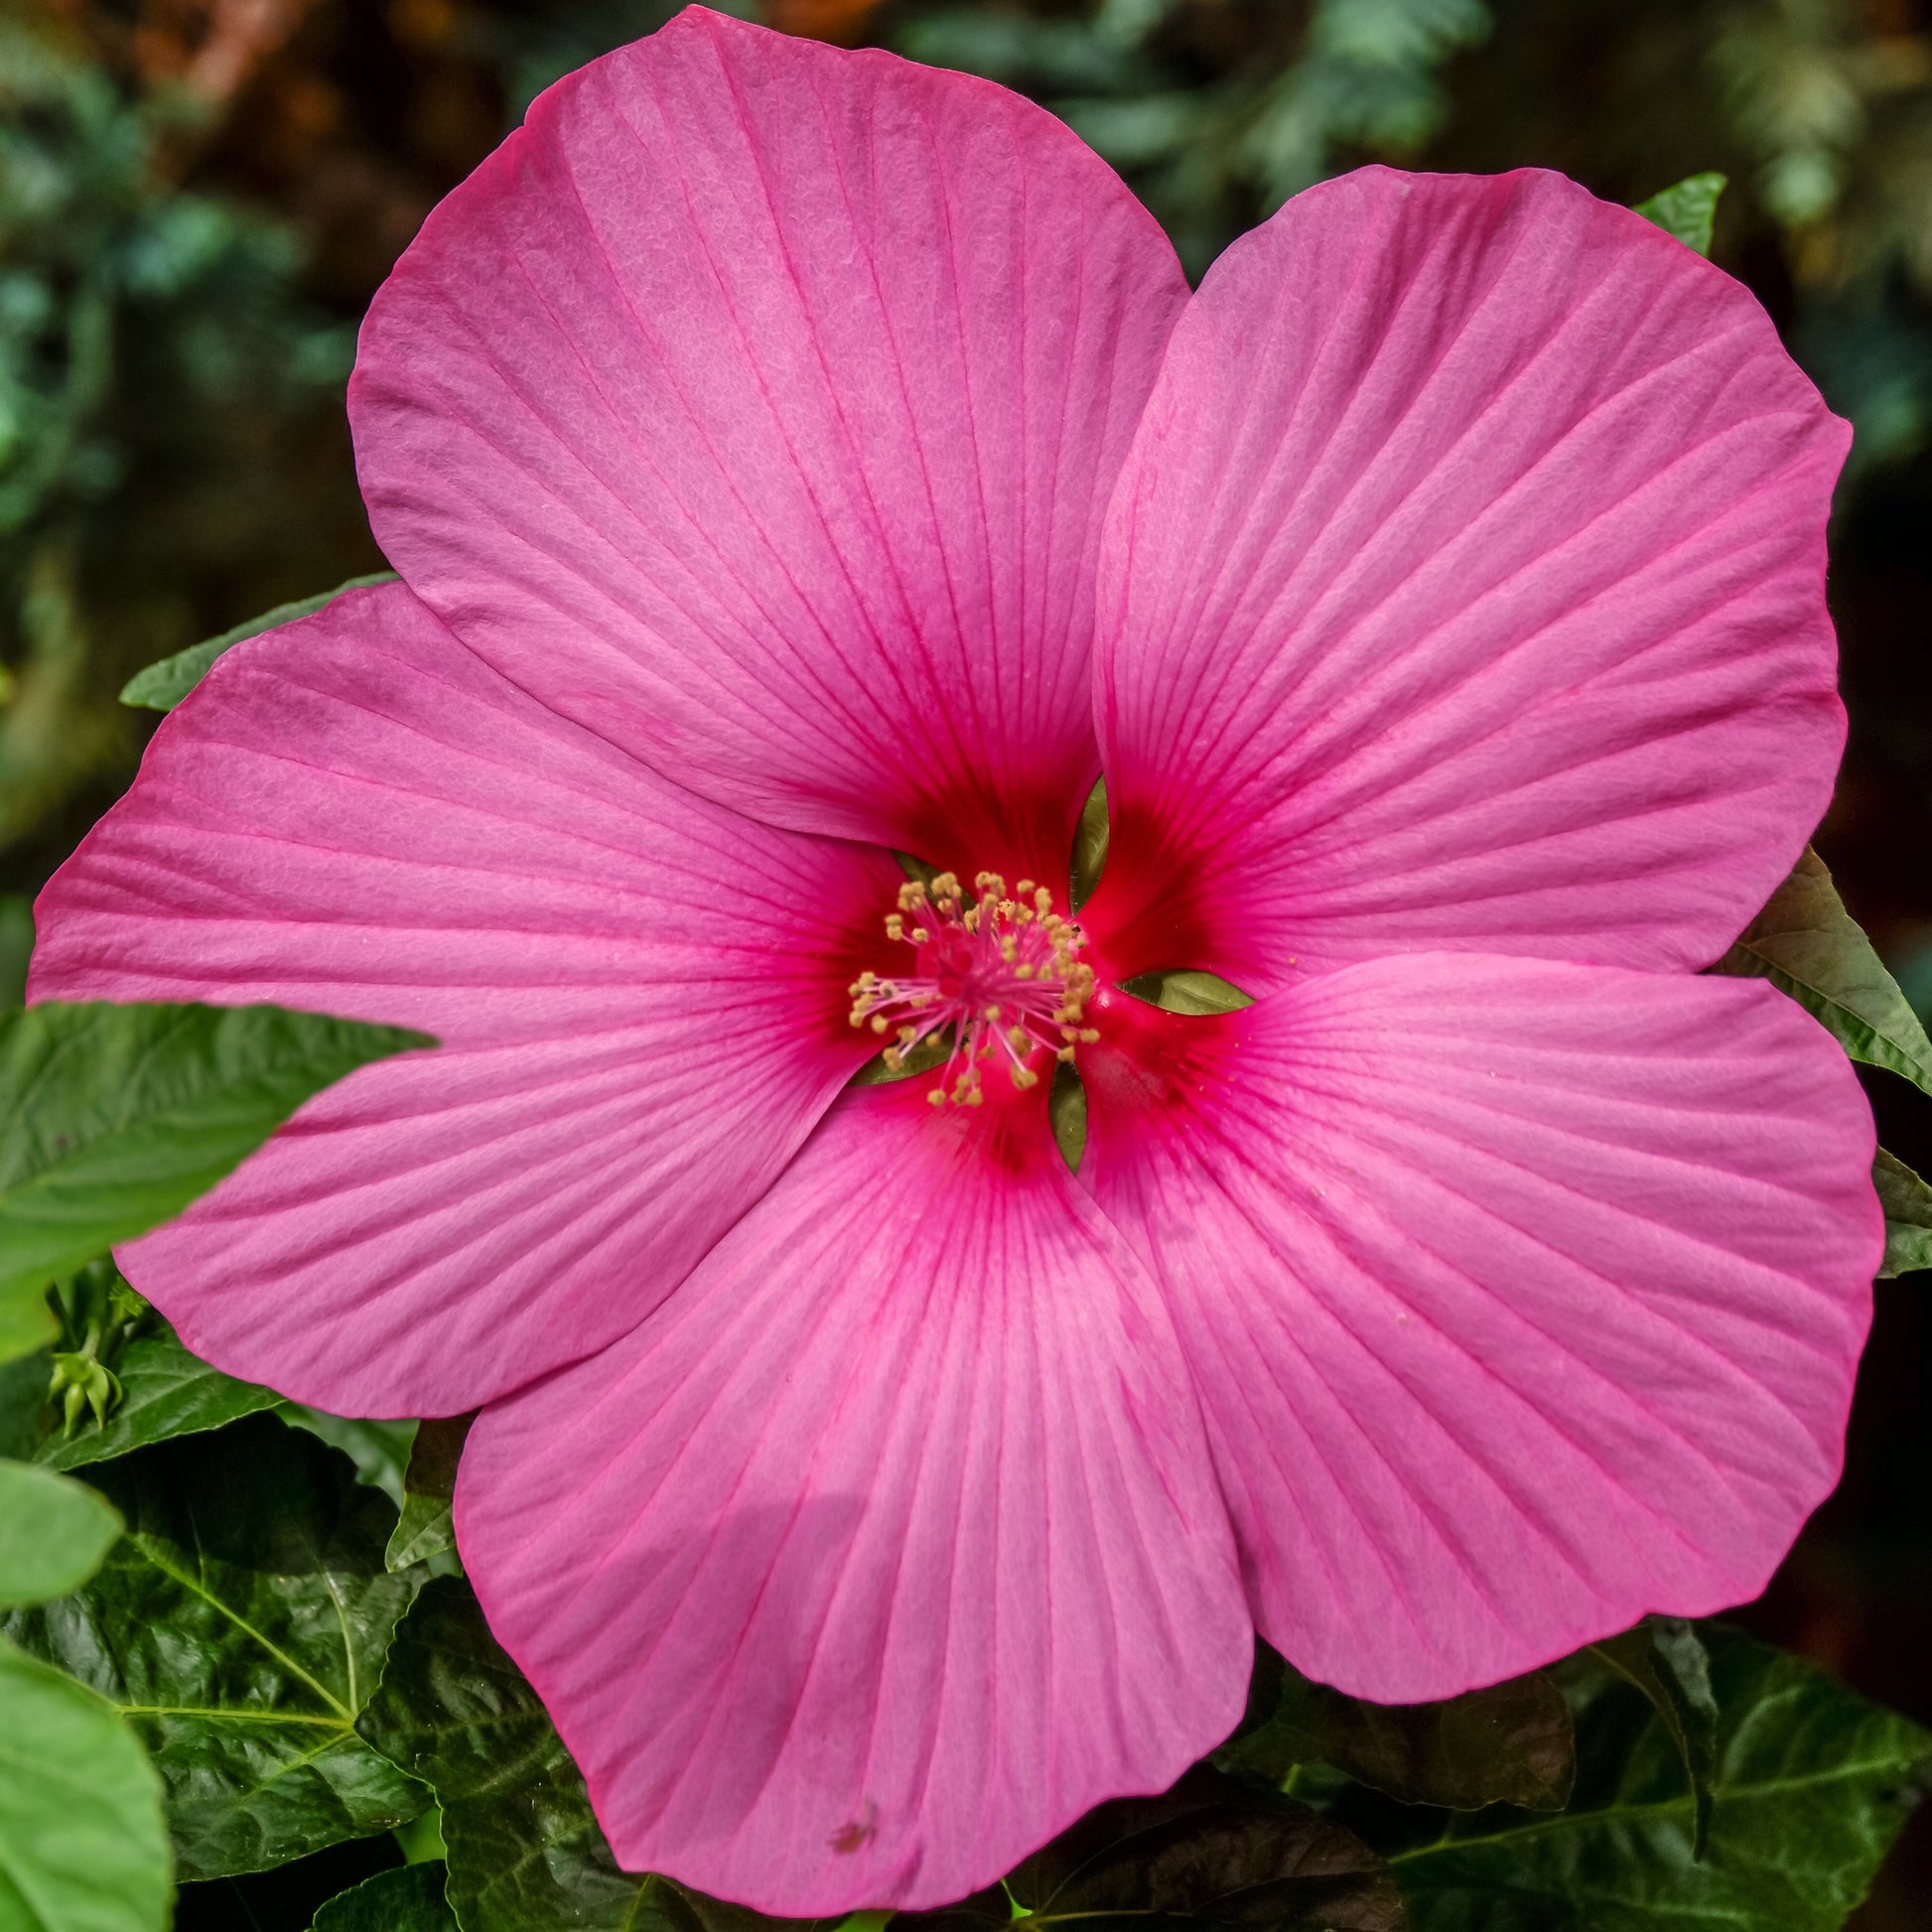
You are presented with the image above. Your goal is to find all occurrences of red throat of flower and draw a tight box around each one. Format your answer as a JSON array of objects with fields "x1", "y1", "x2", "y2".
[{"x1": 848, "y1": 872, "x2": 1099, "y2": 1106}]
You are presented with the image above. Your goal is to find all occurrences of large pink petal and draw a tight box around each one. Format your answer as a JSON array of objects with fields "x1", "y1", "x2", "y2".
[
  {"x1": 457, "y1": 1074, "x2": 1250, "y2": 1915},
  {"x1": 1080, "y1": 955, "x2": 1878, "y2": 1701},
  {"x1": 29, "y1": 581, "x2": 900, "y2": 1416},
  {"x1": 1082, "y1": 168, "x2": 1849, "y2": 993},
  {"x1": 350, "y1": 7, "x2": 1185, "y2": 886}
]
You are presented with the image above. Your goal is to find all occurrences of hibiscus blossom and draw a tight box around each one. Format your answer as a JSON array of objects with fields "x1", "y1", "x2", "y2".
[{"x1": 30, "y1": 5, "x2": 1880, "y2": 1915}]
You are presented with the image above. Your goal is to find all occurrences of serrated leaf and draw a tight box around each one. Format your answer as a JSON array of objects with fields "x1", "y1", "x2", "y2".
[
  {"x1": 1590, "y1": 1618, "x2": 1719, "y2": 1857},
  {"x1": 1711, "y1": 848, "x2": 1932, "y2": 1096},
  {"x1": 313, "y1": 1861, "x2": 458, "y2": 1931},
  {"x1": 34, "y1": 1315, "x2": 278, "y2": 1470},
  {"x1": 1634, "y1": 173, "x2": 1726, "y2": 255},
  {"x1": 359, "y1": 1575, "x2": 674, "y2": 1931},
  {"x1": 0, "y1": 1457, "x2": 121, "y2": 1605},
  {"x1": 4, "y1": 1413, "x2": 428, "y2": 1879},
  {"x1": 0, "y1": 1002, "x2": 434, "y2": 1344},
  {"x1": 386, "y1": 1414, "x2": 471, "y2": 1573},
  {"x1": 119, "y1": 571, "x2": 398, "y2": 712},
  {"x1": 1222, "y1": 1653, "x2": 1574, "y2": 1813},
  {"x1": 905, "y1": 1768, "x2": 1407, "y2": 1932},
  {"x1": 0, "y1": 1634, "x2": 171, "y2": 1932},
  {"x1": 1873, "y1": 1147, "x2": 1932, "y2": 1278},
  {"x1": 1386, "y1": 1626, "x2": 1931, "y2": 1930}
]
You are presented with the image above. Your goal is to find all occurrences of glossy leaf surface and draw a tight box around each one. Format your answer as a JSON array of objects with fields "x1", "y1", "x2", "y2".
[
  {"x1": 34, "y1": 1316, "x2": 278, "y2": 1471},
  {"x1": 0, "y1": 1456, "x2": 121, "y2": 1605},
  {"x1": 119, "y1": 572, "x2": 399, "y2": 712},
  {"x1": 1590, "y1": 1618, "x2": 1719, "y2": 1856},
  {"x1": 0, "y1": 1001, "x2": 433, "y2": 1330},
  {"x1": 359, "y1": 1575, "x2": 670, "y2": 1931},
  {"x1": 1872, "y1": 1148, "x2": 1932, "y2": 1278},
  {"x1": 0, "y1": 1634, "x2": 171, "y2": 1932},
  {"x1": 1223, "y1": 1654, "x2": 1574, "y2": 1812},
  {"x1": 4, "y1": 1413, "x2": 427, "y2": 1879},
  {"x1": 312, "y1": 1861, "x2": 458, "y2": 1931},
  {"x1": 1387, "y1": 1627, "x2": 1930, "y2": 1930},
  {"x1": 1712, "y1": 848, "x2": 1932, "y2": 1097},
  {"x1": 1633, "y1": 173, "x2": 1726, "y2": 255}
]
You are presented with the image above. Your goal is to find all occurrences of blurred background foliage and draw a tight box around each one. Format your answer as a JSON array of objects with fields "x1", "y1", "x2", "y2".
[{"x1": 1, "y1": 0, "x2": 1929, "y2": 1921}]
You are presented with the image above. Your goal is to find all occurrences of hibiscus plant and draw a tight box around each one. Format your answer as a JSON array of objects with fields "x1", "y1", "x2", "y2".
[{"x1": 3, "y1": 11, "x2": 1930, "y2": 1931}]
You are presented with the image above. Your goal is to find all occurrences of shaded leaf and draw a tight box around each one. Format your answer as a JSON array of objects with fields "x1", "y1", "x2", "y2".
[
  {"x1": 0, "y1": 1457, "x2": 121, "y2": 1605},
  {"x1": 386, "y1": 1413, "x2": 473, "y2": 1573},
  {"x1": 285, "y1": 1408, "x2": 417, "y2": 1508},
  {"x1": 0, "y1": 893, "x2": 31, "y2": 1009},
  {"x1": 359, "y1": 1575, "x2": 677, "y2": 1932},
  {"x1": 1872, "y1": 1147, "x2": 1932, "y2": 1278},
  {"x1": 119, "y1": 572, "x2": 398, "y2": 712},
  {"x1": 1071, "y1": 777, "x2": 1110, "y2": 909},
  {"x1": 1711, "y1": 848, "x2": 1932, "y2": 1096},
  {"x1": 1590, "y1": 1618, "x2": 1720, "y2": 1857},
  {"x1": 1386, "y1": 1626, "x2": 1931, "y2": 1930},
  {"x1": 1223, "y1": 1653, "x2": 1574, "y2": 1812},
  {"x1": 4, "y1": 1413, "x2": 428, "y2": 1879},
  {"x1": 1634, "y1": 172, "x2": 1727, "y2": 255},
  {"x1": 35, "y1": 1314, "x2": 278, "y2": 1471},
  {"x1": 0, "y1": 1002, "x2": 433, "y2": 1343},
  {"x1": 908, "y1": 1768, "x2": 1407, "y2": 1932},
  {"x1": 0, "y1": 1633, "x2": 171, "y2": 1932},
  {"x1": 313, "y1": 1861, "x2": 458, "y2": 1931}
]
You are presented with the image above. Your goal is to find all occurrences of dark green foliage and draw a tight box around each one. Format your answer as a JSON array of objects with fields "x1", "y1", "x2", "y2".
[
  {"x1": 4, "y1": 1413, "x2": 429, "y2": 1879},
  {"x1": 386, "y1": 1414, "x2": 472, "y2": 1575},
  {"x1": 1871, "y1": 1147, "x2": 1932, "y2": 1278},
  {"x1": 313, "y1": 1860, "x2": 460, "y2": 1931},
  {"x1": 1590, "y1": 1618, "x2": 1720, "y2": 1856},
  {"x1": 0, "y1": 1457, "x2": 120, "y2": 1606},
  {"x1": 1381, "y1": 1628, "x2": 1930, "y2": 1930}
]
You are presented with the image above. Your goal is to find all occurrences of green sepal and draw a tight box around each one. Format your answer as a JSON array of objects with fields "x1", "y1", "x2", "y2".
[
  {"x1": 3, "y1": 1413, "x2": 429, "y2": 1880},
  {"x1": 385, "y1": 1414, "x2": 472, "y2": 1574},
  {"x1": 1634, "y1": 173, "x2": 1727, "y2": 255},
  {"x1": 0, "y1": 1457, "x2": 122, "y2": 1606},
  {"x1": 313, "y1": 1860, "x2": 459, "y2": 1931},
  {"x1": 0, "y1": 1632, "x2": 172, "y2": 1932},
  {"x1": 1872, "y1": 1147, "x2": 1932, "y2": 1277},
  {"x1": 0, "y1": 1001, "x2": 434, "y2": 1358},
  {"x1": 119, "y1": 571, "x2": 399, "y2": 712},
  {"x1": 1222, "y1": 1647, "x2": 1575, "y2": 1813},
  {"x1": 1711, "y1": 848, "x2": 1932, "y2": 1097}
]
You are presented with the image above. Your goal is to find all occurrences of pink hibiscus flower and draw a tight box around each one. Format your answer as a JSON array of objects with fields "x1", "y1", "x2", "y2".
[{"x1": 31, "y1": 5, "x2": 1880, "y2": 1915}]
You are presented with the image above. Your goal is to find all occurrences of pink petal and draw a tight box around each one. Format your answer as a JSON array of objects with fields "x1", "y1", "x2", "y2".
[
  {"x1": 30, "y1": 581, "x2": 900, "y2": 1416},
  {"x1": 350, "y1": 8, "x2": 1185, "y2": 886},
  {"x1": 457, "y1": 1075, "x2": 1250, "y2": 1915},
  {"x1": 1082, "y1": 168, "x2": 1849, "y2": 993},
  {"x1": 1080, "y1": 955, "x2": 1878, "y2": 1701}
]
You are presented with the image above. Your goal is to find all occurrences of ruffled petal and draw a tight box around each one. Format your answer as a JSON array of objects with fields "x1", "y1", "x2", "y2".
[
  {"x1": 1083, "y1": 168, "x2": 1849, "y2": 992},
  {"x1": 1080, "y1": 955, "x2": 1878, "y2": 1701},
  {"x1": 457, "y1": 1074, "x2": 1250, "y2": 1915},
  {"x1": 29, "y1": 582, "x2": 899, "y2": 1416},
  {"x1": 351, "y1": 7, "x2": 1186, "y2": 884}
]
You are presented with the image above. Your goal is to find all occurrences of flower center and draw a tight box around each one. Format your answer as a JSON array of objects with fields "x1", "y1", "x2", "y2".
[{"x1": 848, "y1": 871, "x2": 1099, "y2": 1106}]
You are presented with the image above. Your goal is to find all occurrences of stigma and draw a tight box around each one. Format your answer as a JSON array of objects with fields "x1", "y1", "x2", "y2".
[{"x1": 848, "y1": 871, "x2": 1099, "y2": 1106}]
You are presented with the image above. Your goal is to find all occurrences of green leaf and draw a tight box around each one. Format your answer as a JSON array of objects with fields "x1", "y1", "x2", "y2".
[
  {"x1": 1387, "y1": 1626, "x2": 1931, "y2": 1930},
  {"x1": 1070, "y1": 777, "x2": 1109, "y2": 909},
  {"x1": 313, "y1": 1861, "x2": 458, "y2": 1931},
  {"x1": 34, "y1": 1314, "x2": 278, "y2": 1470},
  {"x1": 1634, "y1": 173, "x2": 1727, "y2": 255},
  {"x1": 0, "y1": 893, "x2": 31, "y2": 1009},
  {"x1": 1872, "y1": 1147, "x2": 1932, "y2": 1278},
  {"x1": 4, "y1": 1413, "x2": 429, "y2": 1879},
  {"x1": 1711, "y1": 848, "x2": 1932, "y2": 1097},
  {"x1": 0, "y1": 1002, "x2": 434, "y2": 1350},
  {"x1": 386, "y1": 1414, "x2": 472, "y2": 1574},
  {"x1": 1589, "y1": 1618, "x2": 1719, "y2": 1857},
  {"x1": 904, "y1": 1768, "x2": 1407, "y2": 1932},
  {"x1": 0, "y1": 1634, "x2": 171, "y2": 1932},
  {"x1": 283, "y1": 1409, "x2": 419, "y2": 1509},
  {"x1": 119, "y1": 571, "x2": 398, "y2": 712},
  {"x1": 359, "y1": 1575, "x2": 679, "y2": 1931},
  {"x1": 1223, "y1": 1652, "x2": 1574, "y2": 1813},
  {"x1": 1119, "y1": 969, "x2": 1255, "y2": 1017},
  {"x1": 0, "y1": 1458, "x2": 121, "y2": 1605}
]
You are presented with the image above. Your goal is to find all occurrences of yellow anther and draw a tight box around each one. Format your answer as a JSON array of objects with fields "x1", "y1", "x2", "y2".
[
  {"x1": 1011, "y1": 1065, "x2": 1039, "y2": 1090},
  {"x1": 872, "y1": 1017, "x2": 890, "y2": 1035},
  {"x1": 1015, "y1": 880, "x2": 1034, "y2": 898},
  {"x1": 1015, "y1": 963, "x2": 1034, "y2": 980},
  {"x1": 1034, "y1": 888, "x2": 1051, "y2": 914},
  {"x1": 1079, "y1": 1028, "x2": 1099, "y2": 1042}
]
